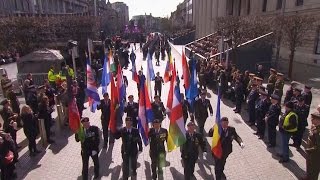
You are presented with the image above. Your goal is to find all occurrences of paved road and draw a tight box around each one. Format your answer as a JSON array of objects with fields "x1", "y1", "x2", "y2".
[{"x1": 11, "y1": 44, "x2": 313, "y2": 180}]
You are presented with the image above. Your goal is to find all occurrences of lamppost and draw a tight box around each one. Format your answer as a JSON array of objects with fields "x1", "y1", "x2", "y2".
[{"x1": 67, "y1": 40, "x2": 78, "y2": 77}]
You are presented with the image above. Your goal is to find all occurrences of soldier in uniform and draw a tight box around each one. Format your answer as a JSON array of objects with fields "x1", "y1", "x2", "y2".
[
  {"x1": 148, "y1": 119, "x2": 168, "y2": 180},
  {"x1": 254, "y1": 76, "x2": 263, "y2": 89},
  {"x1": 114, "y1": 117, "x2": 143, "y2": 180},
  {"x1": 233, "y1": 77, "x2": 245, "y2": 113},
  {"x1": 97, "y1": 93, "x2": 111, "y2": 148},
  {"x1": 195, "y1": 92, "x2": 213, "y2": 136},
  {"x1": 246, "y1": 73, "x2": 256, "y2": 92},
  {"x1": 301, "y1": 112, "x2": 320, "y2": 180},
  {"x1": 302, "y1": 85, "x2": 312, "y2": 110},
  {"x1": 247, "y1": 84, "x2": 259, "y2": 126},
  {"x1": 124, "y1": 95, "x2": 139, "y2": 128},
  {"x1": 267, "y1": 68, "x2": 277, "y2": 96},
  {"x1": 181, "y1": 122, "x2": 206, "y2": 180},
  {"x1": 284, "y1": 81, "x2": 298, "y2": 104},
  {"x1": 180, "y1": 93, "x2": 193, "y2": 125},
  {"x1": 291, "y1": 96, "x2": 310, "y2": 149},
  {"x1": 290, "y1": 87, "x2": 302, "y2": 104},
  {"x1": 154, "y1": 72, "x2": 164, "y2": 98},
  {"x1": 273, "y1": 73, "x2": 285, "y2": 101},
  {"x1": 254, "y1": 90, "x2": 271, "y2": 139},
  {"x1": 152, "y1": 95, "x2": 166, "y2": 123},
  {"x1": 265, "y1": 94, "x2": 281, "y2": 147},
  {"x1": 75, "y1": 117, "x2": 100, "y2": 180}
]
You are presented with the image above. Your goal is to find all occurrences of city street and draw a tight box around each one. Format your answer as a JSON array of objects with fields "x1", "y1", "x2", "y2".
[{"x1": 9, "y1": 44, "x2": 318, "y2": 180}]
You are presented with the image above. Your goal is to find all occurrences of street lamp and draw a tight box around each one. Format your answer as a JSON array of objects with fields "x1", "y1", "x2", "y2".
[{"x1": 67, "y1": 40, "x2": 78, "y2": 77}]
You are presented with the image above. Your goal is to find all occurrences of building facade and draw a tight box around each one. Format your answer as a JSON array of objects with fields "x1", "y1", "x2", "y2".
[
  {"x1": 132, "y1": 14, "x2": 161, "y2": 33},
  {"x1": 112, "y1": 1, "x2": 129, "y2": 29},
  {"x1": 170, "y1": 0, "x2": 194, "y2": 28}
]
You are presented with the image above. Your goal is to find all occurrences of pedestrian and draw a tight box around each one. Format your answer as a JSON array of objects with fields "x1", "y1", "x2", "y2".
[
  {"x1": 38, "y1": 96, "x2": 55, "y2": 144},
  {"x1": 284, "y1": 81, "x2": 298, "y2": 104},
  {"x1": 273, "y1": 73, "x2": 285, "y2": 101},
  {"x1": 247, "y1": 84, "x2": 259, "y2": 126},
  {"x1": 20, "y1": 105, "x2": 41, "y2": 156},
  {"x1": 97, "y1": 93, "x2": 111, "y2": 148},
  {"x1": 301, "y1": 112, "x2": 320, "y2": 180},
  {"x1": 6, "y1": 88, "x2": 21, "y2": 127},
  {"x1": 265, "y1": 94, "x2": 281, "y2": 147},
  {"x1": 148, "y1": 119, "x2": 168, "y2": 180},
  {"x1": 180, "y1": 93, "x2": 193, "y2": 125},
  {"x1": 154, "y1": 72, "x2": 164, "y2": 98},
  {"x1": 278, "y1": 102, "x2": 298, "y2": 163},
  {"x1": 209, "y1": 117, "x2": 245, "y2": 180},
  {"x1": 267, "y1": 68, "x2": 277, "y2": 96},
  {"x1": 114, "y1": 117, "x2": 142, "y2": 180},
  {"x1": 233, "y1": 77, "x2": 245, "y2": 113},
  {"x1": 75, "y1": 117, "x2": 100, "y2": 180},
  {"x1": 151, "y1": 95, "x2": 166, "y2": 123},
  {"x1": 291, "y1": 96, "x2": 309, "y2": 149},
  {"x1": 0, "y1": 99, "x2": 19, "y2": 147},
  {"x1": 181, "y1": 121, "x2": 206, "y2": 180},
  {"x1": 254, "y1": 90, "x2": 271, "y2": 139},
  {"x1": 124, "y1": 95, "x2": 139, "y2": 128},
  {"x1": 195, "y1": 92, "x2": 213, "y2": 136}
]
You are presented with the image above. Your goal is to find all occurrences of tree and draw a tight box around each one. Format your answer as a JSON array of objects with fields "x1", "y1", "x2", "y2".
[{"x1": 280, "y1": 14, "x2": 315, "y2": 79}]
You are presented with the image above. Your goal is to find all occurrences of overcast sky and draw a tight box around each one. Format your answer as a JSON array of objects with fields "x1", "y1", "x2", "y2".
[{"x1": 109, "y1": 0, "x2": 183, "y2": 19}]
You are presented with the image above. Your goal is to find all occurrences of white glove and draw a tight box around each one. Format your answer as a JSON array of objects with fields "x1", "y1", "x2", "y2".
[
  {"x1": 92, "y1": 150, "x2": 98, "y2": 156},
  {"x1": 240, "y1": 142, "x2": 245, "y2": 149}
]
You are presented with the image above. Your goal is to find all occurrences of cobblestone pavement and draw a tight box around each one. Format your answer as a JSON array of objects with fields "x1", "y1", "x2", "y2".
[{"x1": 13, "y1": 44, "x2": 314, "y2": 180}]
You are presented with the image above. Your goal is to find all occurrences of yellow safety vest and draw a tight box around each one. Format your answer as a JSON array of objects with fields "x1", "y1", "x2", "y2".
[
  {"x1": 48, "y1": 69, "x2": 56, "y2": 82},
  {"x1": 283, "y1": 111, "x2": 298, "y2": 133},
  {"x1": 68, "y1": 68, "x2": 74, "y2": 78}
]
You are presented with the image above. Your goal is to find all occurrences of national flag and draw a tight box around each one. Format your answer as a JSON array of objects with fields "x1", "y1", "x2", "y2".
[
  {"x1": 101, "y1": 53, "x2": 111, "y2": 94},
  {"x1": 86, "y1": 59, "x2": 100, "y2": 112},
  {"x1": 117, "y1": 65, "x2": 126, "y2": 117},
  {"x1": 163, "y1": 59, "x2": 171, "y2": 83},
  {"x1": 109, "y1": 76, "x2": 118, "y2": 134},
  {"x1": 167, "y1": 72, "x2": 186, "y2": 152},
  {"x1": 130, "y1": 49, "x2": 139, "y2": 84},
  {"x1": 212, "y1": 88, "x2": 222, "y2": 158},
  {"x1": 109, "y1": 50, "x2": 116, "y2": 73},
  {"x1": 182, "y1": 50, "x2": 190, "y2": 92},
  {"x1": 186, "y1": 57, "x2": 198, "y2": 100},
  {"x1": 166, "y1": 61, "x2": 176, "y2": 114},
  {"x1": 67, "y1": 73, "x2": 80, "y2": 133},
  {"x1": 169, "y1": 53, "x2": 174, "y2": 73},
  {"x1": 147, "y1": 53, "x2": 155, "y2": 80}
]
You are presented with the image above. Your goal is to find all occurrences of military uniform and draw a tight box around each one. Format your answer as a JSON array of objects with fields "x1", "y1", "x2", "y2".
[
  {"x1": 181, "y1": 130, "x2": 206, "y2": 180},
  {"x1": 97, "y1": 98, "x2": 111, "y2": 146},
  {"x1": 247, "y1": 87, "x2": 259, "y2": 125},
  {"x1": 182, "y1": 99, "x2": 192, "y2": 124},
  {"x1": 151, "y1": 101, "x2": 166, "y2": 122},
  {"x1": 292, "y1": 102, "x2": 310, "y2": 148},
  {"x1": 234, "y1": 80, "x2": 245, "y2": 113},
  {"x1": 273, "y1": 75, "x2": 285, "y2": 100},
  {"x1": 267, "y1": 72, "x2": 277, "y2": 96},
  {"x1": 148, "y1": 127, "x2": 168, "y2": 180},
  {"x1": 265, "y1": 95, "x2": 281, "y2": 147},
  {"x1": 194, "y1": 98, "x2": 213, "y2": 135},
  {"x1": 154, "y1": 76, "x2": 164, "y2": 97},
  {"x1": 124, "y1": 102, "x2": 139, "y2": 128},
  {"x1": 255, "y1": 92, "x2": 271, "y2": 139},
  {"x1": 284, "y1": 87, "x2": 294, "y2": 104}
]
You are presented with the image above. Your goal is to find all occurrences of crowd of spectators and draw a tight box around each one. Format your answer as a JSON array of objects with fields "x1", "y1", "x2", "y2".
[
  {"x1": 186, "y1": 34, "x2": 220, "y2": 59},
  {"x1": 0, "y1": 51, "x2": 18, "y2": 65},
  {"x1": 170, "y1": 28, "x2": 195, "y2": 40}
]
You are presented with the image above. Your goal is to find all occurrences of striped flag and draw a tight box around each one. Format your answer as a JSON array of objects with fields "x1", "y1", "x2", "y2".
[
  {"x1": 67, "y1": 72, "x2": 80, "y2": 133},
  {"x1": 163, "y1": 59, "x2": 171, "y2": 83},
  {"x1": 166, "y1": 61, "x2": 176, "y2": 115},
  {"x1": 109, "y1": 50, "x2": 116, "y2": 73},
  {"x1": 147, "y1": 52, "x2": 155, "y2": 80},
  {"x1": 117, "y1": 65, "x2": 126, "y2": 117},
  {"x1": 109, "y1": 76, "x2": 118, "y2": 134},
  {"x1": 212, "y1": 88, "x2": 222, "y2": 158},
  {"x1": 86, "y1": 59, "x2": 100, "y2": 112},
  {"x1": 167, "y1": 71, "x2": 186, "y2": 151},
  {"x1": 181, "y1": 50, "x2": 190, "y2": 93},
  {"x1": 101, "y1": 53, "x2": 111, "y2": 94}
]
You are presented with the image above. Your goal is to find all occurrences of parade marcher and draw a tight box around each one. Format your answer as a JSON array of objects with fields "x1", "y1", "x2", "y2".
[
  {"x1": 254, "y1": 90, "x2": 271, "y2": 139},
  {"x1": 195, "y1": 92, "x2": 213, "y2": 136},
  {"x1": 273, "y1": 73, "x2": 285, "y2": 101},
  {"x1": 278, "y1": 102, "x2": 298, "y2": 163},
  {"x1": 267, "y1": 68, "x2": 277, "y2": 96},
  {"x1": 6, "y1": 88, "x2": 21, "y2": 127},
  {"x1": 291, "y1": 96, "x2": 310, "y2": 149},
  {"x1": 124, "y1": 95, "x2": 139, "y2": 128},
  {"x1": 47, "y1": 66, "x2": 57, "y2": 89},
  {"x1": 20, "y1": 105, "x2": 41, "y2": 156},
  {"x1": 265, "y1": 94, "x2": 281, "y2": 147},
  {"x1": 114, "y1": 117, "x2": 142, "y2": 180},
  {"x1": 75, "y1": 117, "x2": 100, "y2": 180},
  {"x1": 233, "y1": 77, "x2": 245, "y2": 113},
  {"x1": 302, "y1": 85, "x2": 312, "y2": 110},
  {"x1": 155, "y1": 46, "x2": 160, "y2": 66},
  {"x1": 148, "y1": 119, "x2": 168, "y2": 180},
  {"x1": 208, "y1": 117, "x2": 244, "y2": 180},
  {"x1": 181, "y1": 121, "x2": 206, "y2": 180},
  {"x1": 97, "y1": 93, "x2": 111, "y2": 148},
  {"x1": 180, "y1": 93, "x2": 193, "y2": 125},
  {"x1": 247, "y1": 84, "x2": 259, "y2": 126},
  {"x1": 284, "y1": 81, "x2": 298, "y2": 104},
  {"x1": 38, "y1": 96, "x2": 55, "y2": 144},
  {"x1": 151, "y1": 95, "x2": 166, "y2": 123},
  {"x1": 301, "y1": 112, "x2": 320, "y2": 180},
  {"x1": 154, "y1": 72, "x2": 164, "y2": 98},
  {"x1": 1, "y1": 74, "x2": 12, "y2": 98}
]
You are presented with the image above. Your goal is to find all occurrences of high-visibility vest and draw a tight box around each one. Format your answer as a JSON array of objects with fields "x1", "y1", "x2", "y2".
[
  {"x1": 283, "y1": 111, "x2": 298, "y2": 133},
  {"x1": 48, "y1": 69, "x2": 56, "y2": 82},
  {"x1": 68, "y1": 68, "x2": 74, "y2": 78}
]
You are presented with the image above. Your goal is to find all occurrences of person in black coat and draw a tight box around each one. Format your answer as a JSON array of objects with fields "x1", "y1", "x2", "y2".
[
  {"x1": 0, "y1": 133, "x2": 17, "y2": 180},
  {"x1": 302, "y1": 85, "x2": 312, "y2": 111},
  {"x1": 254, "y1": 90, "x2": 271, "y2": 139},
  {"x1": 151, "y1": 95, "x2": 166, "y2": 122},
  {"x1": 233, "y1": 78, "x2": 245, "y2": 113},
  {"x1": 124, "y1": 95, "x2": 139, "y2": 128},
  {"x1": 195, "y1": 92, "x2": 213, "y2": 136},
  {"x1": 265, "y1": 94, "x2": 281, "y2": 147},
  {"x1": 21, "y1": 105, "x2": 41, "y2": 156},
  {"x1": 181, "y1": 122, "x2": 206, "y2": 180},
  {"x1": 208, "y1": 117, "x2": 244, "y2": 180},
  {"x1": 247, "y1": 84, "x2": 259, "y2": 126},
  {"x1": 75, "y1": 117, "x2": 100, "y2": 180},
  {"x1": 148, "y1": 119, "x2": 168, "y2": 180},
  {"x1": 154, "y1": 72, "x2": 164, "y2": 98},
  {"x1": 180, "y1": 93, "x2": 193, "y2": 125},
  {"x1": 38, "y1": 96, "x2": 55, "y2": 144},
  {"x1": 0, "y1": 99, "x2": 19, "y2": 148},
  {"x1": 6, "y1": 88, "x2": 22, "y2": 127},
  {"x1": 97, "y1": 93, "x2": 111, "y2": 148},
  {"x1": 283, "y1": 81, "x2": 297, "y2": 104},
  {"x1": 114, "y1": 117, "x2": 142, "y2": 180}
]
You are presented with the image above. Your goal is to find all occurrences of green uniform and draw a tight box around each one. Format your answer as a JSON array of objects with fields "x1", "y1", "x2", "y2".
[
  {"x1": 267, "y1": 74, "x2": 277, "y2": 95},
  {"x1": 305, "y1": 125, "x2": 320, "y2": 180},
  {"x1": 274, "y1": 79, "x2": 284, "y2": 98}
]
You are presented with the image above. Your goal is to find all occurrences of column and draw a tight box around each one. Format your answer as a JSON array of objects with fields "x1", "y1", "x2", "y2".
[{"x1": 206, "y1": 0, "x2": 212, "y2": 35}]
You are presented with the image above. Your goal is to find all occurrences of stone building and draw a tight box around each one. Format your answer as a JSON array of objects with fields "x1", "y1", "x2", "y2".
[{"x1": 112, "y1": 2, "x2": 129, "y2": 29}]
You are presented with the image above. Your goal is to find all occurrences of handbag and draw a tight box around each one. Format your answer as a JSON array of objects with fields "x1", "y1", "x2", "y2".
[{"x1": 4, "y1": 150, "x2": 14, "y2": 164}]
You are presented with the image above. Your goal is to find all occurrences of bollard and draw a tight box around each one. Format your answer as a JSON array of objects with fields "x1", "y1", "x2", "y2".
[
  {"x1": 56, "y1": 104, "x2": 63, "y2": 132},
  {"x1": 38, "y1": 118, "x2": 47, "y2": 147}
]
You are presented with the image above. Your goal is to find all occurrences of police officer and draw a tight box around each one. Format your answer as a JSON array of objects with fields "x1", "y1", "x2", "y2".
[
  {"x1": 75, "y1": 117, "x2": 100, "y2": 180},
  {"x1": 114, "y1": 117, "x2": 142, "y2": 180},
  {"x1": 47, "y1": 66, "x2": 57, "y2": 89},
  {"x1": 181, "y1": 93, "x2": 193, "y2": 125},
  {"x1": 267, "y1": 68, "x2": 277, "y2": 96},
  {"x1": 97, "y1": 93, "x2": 111, "y2": 148},
  {"x1": 247, "y1": 84, "x2": 259, "y2": 126},
  {"x1": 149, "y1": 119, "x2": 168, "y2": 180},
  {"x1": 195, "y1": 92, "x2": 213, "y2": 136},
  {"x1": 284, "y1": 81, "x2": 298, "y2": 104},
  {"x1": 154, "y1": 72, "x2": 164, "y2": 98},
  {"x1": 265, "y1": 94, "x2": 281, "y2": 147},
  {"x1": 254, "y1": 90, "x2": 271, "y2": 139},
  {"x1": 151, "y1": 95, "x2": 166, "y2": 123},
  {"x1": 292, "y1": 96, "x2": 310, "y2": 149},
  {"x1": 301, "y1": 112, "x2": 320, "y2": 180},
  {"x1": 124, "y1": 95, "x2": 139, "y2": 128},
  {"x1": 181, "y1": 121, "x2": 206, "y2": 180},
  {"x1": 273, "y1": 73, "x2": 285, "y2": 101},
  {"x1": 278, "y1": 102, "x2": 298, "y2": 163}
]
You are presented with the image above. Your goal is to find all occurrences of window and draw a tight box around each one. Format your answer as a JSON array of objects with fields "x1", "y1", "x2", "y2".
[
  {"x1": 238, "y1": 0, "x2": 242, "y2": 16},
  {"x1": 315, "y1": 27, "x2": 320, "y2": 54},
  {"x1": 262, "y1": 0, "x2": 267, "y2": 12},
  {"x1": 247, "y1": 0, "x2": 251, "y2": 15},
  {"x1": 227, "y1": 0, "x2": 234, "y2": 15},
  {"x1": 276, "y1": 0, "x2": 282, "y2": 10},
  {"x1": 296, "y1": 0, "x2": 303, "y2": 6}
]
